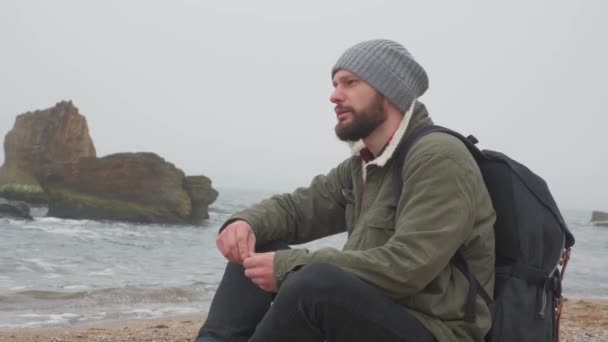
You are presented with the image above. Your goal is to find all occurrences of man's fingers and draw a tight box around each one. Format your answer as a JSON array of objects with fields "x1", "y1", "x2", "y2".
[
  {"x1": 215, "y1": 221, "x2": 256, "y2": 264},
  {"x1": 247, "y1": 232, "x2": 256, "y2": 256},
  {"x1": 244, "y1": 268, "x2": 263, "y2": 279},
  {"x1": 244, "y1": 272, "x2": 268, "y2": 290},
  {"x1": 227, "y1": 227, "x2": 240, "y2": 262},
  {"x1": 242, "y1": 253, "x2": 276, "y2": 293},
  {"x1": 216, "y1": 235, "x2": 228, "y2": 259},
  {"x1": 218, "y1": 228, "x2": 239, "y2": 263},
  {"x1": 249, "y1": 277, "x2": 272, "y2": 292},
  {"x1": 236, "y1": 227, "x2": 250, "y2": 261},
  {"x1": 242, "y1": 255, "x2": 258, "y2": 269}
]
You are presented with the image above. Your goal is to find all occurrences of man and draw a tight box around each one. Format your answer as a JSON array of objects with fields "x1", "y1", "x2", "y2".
[{"x1": 196, "y1": 39, "x2": 495, "y2": 342}]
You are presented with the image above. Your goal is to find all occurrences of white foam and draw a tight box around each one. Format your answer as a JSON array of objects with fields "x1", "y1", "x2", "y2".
[
  {"x1": 157, "y1": 306, "x2": 199, "y2": 315},
  {"x1": 17, "y1": 312, "x2": 80, "y2": 324},
  {"x1": 15, "y1": 265, "x2": 32, "y2": 272},
  {"x1": 85, "y1": 312, "x2": 107, "y2": 320},
  {"x1": 125, "y1": 308, "x2": 157, "y2": 319},
  {"x1": 43, "y1": 273, "x2": 61, "y2": 279},
  {"x1": 88, "y1": 268, "x2": 115, "y2": 276},
  {"x1": 121, "y1": 306, "x2": 199, "y2": 320},
  {"x1": 63, "y1": 284, "x2": 91, "y2": 291},
  {"x1": 20, "y1": 312, "x2": 74, "y2": 318},
  {"x1": 22, "y1": 258, "x2": 58, "y2": 272},
  {"x1": 37, "y1": 217, "x2": 92, "y2": 226},
  {"x1": 19, "y1": 222, "x2": 101, "y2": 239},
  {"x1": 100, "y1": 226, "x2": 145, "y2": 238},
  {"x1": 9, "y1": 286, "x2": 28, "y2": 291}
]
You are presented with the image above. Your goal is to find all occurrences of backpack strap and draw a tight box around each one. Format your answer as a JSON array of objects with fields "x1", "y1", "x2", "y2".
[
  {"x1": 453, "y1": 252, "x2": 493, "y2": 321},
  {"x1": 391, "y1": 125, "x2": 485, "y2": 201},
  {"x1": 391, "y1": 124, "x2": 491, "y2": 322}
]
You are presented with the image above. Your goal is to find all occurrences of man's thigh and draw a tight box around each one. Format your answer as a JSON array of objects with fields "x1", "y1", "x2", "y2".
[{"x1": 252, "y1": 263, "x2": 437, "y2": 342}]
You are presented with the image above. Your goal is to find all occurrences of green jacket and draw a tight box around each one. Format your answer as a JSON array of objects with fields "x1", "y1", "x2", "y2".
[{"x1": 226, "y1": 102, "x2": 496, "y2": 342}]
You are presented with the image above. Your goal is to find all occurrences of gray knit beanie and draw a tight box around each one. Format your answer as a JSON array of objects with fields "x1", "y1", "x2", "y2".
[{"x1": 332, "y1": 39, "x2": 429, "y2": 114}]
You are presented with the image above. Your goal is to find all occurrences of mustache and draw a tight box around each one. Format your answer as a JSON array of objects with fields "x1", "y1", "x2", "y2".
[{"x1": 335, "y1": 105, "x2": 354, "y2": 112}]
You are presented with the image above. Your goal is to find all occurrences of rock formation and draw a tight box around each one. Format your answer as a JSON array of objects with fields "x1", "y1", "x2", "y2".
[
  {"x1": 0, "y1": 101, "x2": 96, "y2": 203},
  {"x1": 591, "y1": 210, "x2": 608, "y2": 227},
  {"x1": 0, "y1": 200, "x2": 33, "y2": 220},
  {"x1": 184, "y1": 176, "x2": 219, "y2": 221},
  {"x1": 41, "y1": 153, "x2": 217, "y2": 224},
  {"x1": 1, "y1": 100, "x2": 218, "y2": 224}
]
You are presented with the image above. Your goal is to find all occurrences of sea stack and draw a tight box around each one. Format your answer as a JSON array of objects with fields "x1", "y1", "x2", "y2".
[
  {"x1": 0, "y1": 101, "x2": 96, "y2": 203},
  {"x1": 1, "y1": 101, "x2": 218, "y2": 224},
  {"x1": 591, "y1": 210, "x2": 608, "y2": 227}
]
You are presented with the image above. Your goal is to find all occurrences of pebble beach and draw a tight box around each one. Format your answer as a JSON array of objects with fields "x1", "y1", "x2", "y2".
[{"x1": 0, "y1": 297, "x2": 605, "y2": 342}]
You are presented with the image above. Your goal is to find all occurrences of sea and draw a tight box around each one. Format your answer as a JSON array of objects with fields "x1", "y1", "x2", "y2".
[{"x1": 0, "y1": 188, "x2": 606, "y2": 329}]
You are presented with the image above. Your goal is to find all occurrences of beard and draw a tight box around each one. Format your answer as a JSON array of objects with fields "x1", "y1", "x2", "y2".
[{"x1": 335, "y1": 94, "x2": 387, "y2": 142}]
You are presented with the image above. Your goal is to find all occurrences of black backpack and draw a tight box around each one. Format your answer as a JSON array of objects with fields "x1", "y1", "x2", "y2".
[{"x1": 392, "y1": 125, "x2": 576, "y2": 342}]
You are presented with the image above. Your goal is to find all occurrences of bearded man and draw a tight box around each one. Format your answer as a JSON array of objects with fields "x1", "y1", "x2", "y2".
[{"x1": 196, "y1": 39, "x2": 495, "y2": 342}]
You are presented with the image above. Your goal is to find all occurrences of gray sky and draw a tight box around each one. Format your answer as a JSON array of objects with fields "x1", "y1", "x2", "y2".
[{"x1": 1, "y1": 1, "x2": 606, "y2": 211}]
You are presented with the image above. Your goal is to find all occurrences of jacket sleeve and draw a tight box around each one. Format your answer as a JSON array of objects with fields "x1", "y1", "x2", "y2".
[
  {"x1": 274, "y1": 136, "x2": 481, "y2": 296},
  {"x1": 222, "y1": 158, "x2": 353, "y2": 246}
]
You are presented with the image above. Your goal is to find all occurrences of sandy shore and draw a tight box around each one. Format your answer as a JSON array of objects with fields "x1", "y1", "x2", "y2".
[
  {"x1": 0, "y1": 298, "x2": 606, "y2": 341},
  {"x1": 0, "y1": 314, "x2": 205, "y2": 342},
  {"x1": 560, "y1": 298, "x2": 608, "y2": 342}
]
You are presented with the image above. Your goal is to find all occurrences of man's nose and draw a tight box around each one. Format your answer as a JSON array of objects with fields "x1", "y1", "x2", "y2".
[{"x1": 330, "y1": 87, "x2": 344, "y2": 104}]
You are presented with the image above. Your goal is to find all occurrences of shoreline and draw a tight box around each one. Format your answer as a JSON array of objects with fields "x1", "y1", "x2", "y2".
[
  {"x1": 0, "y1": 297, "x2": 606, "y2": 341},
  {"x1": 0, "y1": 313, "x2": 206, "y2": 341}
]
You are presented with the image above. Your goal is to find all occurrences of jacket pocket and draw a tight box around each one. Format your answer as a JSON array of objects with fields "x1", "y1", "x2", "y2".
[{"x1": 364, "y1": 206, "x2": 395, "y2": 247}]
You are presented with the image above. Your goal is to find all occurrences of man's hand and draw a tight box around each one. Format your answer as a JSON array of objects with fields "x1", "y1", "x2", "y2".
[
  {"x1": 243, "y1": 252, "x2": 277, "y2": 292},
  {"x1": 216, "y1": 220, "x2": 256, "y2": 264}
]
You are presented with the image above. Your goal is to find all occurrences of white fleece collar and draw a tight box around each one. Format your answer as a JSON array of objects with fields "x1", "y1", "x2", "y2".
[{"x1": 349, "y1": 100, "x2": 416, "y2": 169}]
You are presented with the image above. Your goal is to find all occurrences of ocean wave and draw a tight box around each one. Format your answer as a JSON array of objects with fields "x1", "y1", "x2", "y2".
[
  {"x1": 0, "y1": 304, "x2": 204, "y2": 329},
  {"x1": 43, "y1": 273, "x2": 62, "y2": 279},
  {"x1": 62, "y1": 284, "x2": 92, "y2": 291},
  {"x1": 88, "y1": 268, "x2": 116, "y2": 277},
  {"x1": 2, "y1": 283, "x2": 211, "y2": 306},
  {"x1": 35, "y1": 217, "x2": 96, "y2": 226},
  {"x1": 22, "y1": 258, "x2": 59, "y2": 272},
  {"x1": 121, "y1": 306, "x2": 199, "y2": 319},
  {"x1": 208, "y1": 205, "x2": 239, "y2": 215},
  {"x1": 8, "y1": 290, "x2": 87, "y2": 301},
  {"x1": 17, "y1": 312, "x2": 81, "y2": 327},
  {"x1": 0, "y1": 312, "x2": 93, "y2": 329},
  {"x1": 17, "y1": 221, "x2": 102, "y2": 238},
  {"x1": 86, "y1": 285, "x2": 205, "y2": 304}
]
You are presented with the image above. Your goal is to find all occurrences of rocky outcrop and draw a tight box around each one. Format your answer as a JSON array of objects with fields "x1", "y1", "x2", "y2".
[
  {"x1": 0, "y1": 101, "x2": 96, "y2": 203},
  {"x1": 41, "y1": 153, "x2": 217, "y2": 224},
  {"x1": 591, "y1": 210, "x2": 608, "y2": 222},
  {"x1": 0, "y1": 200, "x2": 33, "y2": 220},
  {"x1": 591, "y1": 210, "x2": 608, "y2": 227},
  {"x1": 1, "y1": 101, "x2": 218, "y2": 223},
  {"x1": 184, "y1": 176, "x2": 219, "y2": 221}
]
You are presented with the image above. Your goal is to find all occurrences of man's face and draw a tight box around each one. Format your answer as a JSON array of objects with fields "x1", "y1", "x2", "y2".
[{"x1": 330, "y1": 69, "x2": 387, "y2": 142}]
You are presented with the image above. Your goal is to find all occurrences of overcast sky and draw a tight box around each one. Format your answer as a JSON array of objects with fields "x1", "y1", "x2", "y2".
[{"x1": 1, "y1": 1, "x2": 606, "y2": 211}]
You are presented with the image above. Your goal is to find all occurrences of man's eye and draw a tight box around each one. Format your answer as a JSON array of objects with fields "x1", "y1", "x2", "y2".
[{"x1": 346, "y1": 79, "x2": 357, "y2": 85}]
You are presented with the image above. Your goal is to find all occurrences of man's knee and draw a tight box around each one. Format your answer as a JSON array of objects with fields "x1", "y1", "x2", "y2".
[{"x1": 277, "y1": 263, "x2": 352, "y2": 302}]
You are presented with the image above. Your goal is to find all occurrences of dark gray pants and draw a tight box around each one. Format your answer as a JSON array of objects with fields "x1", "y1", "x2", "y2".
[{"x1": 196, "y1": 241, "x2": 436, "y2": 342}]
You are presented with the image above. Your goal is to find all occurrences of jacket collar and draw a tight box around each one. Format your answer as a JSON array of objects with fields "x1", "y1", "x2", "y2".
[{"x1": 350, "y1": 101, "x2": 433, "y2": 168}]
